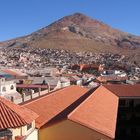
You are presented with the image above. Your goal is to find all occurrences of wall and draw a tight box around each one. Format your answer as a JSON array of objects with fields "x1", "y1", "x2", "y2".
[
  {"x1": 13, "y1": 89, "x2": 49, "y2": 104},
  {"x1": 26, "y1": 129, "x2": 38, "y2": 140},
  {"x1": 10, "y1": 121, "x2": 37, "y2": 140},
  {"x1": 10, "y1": 127, "x2": 21, "y2": 140},
  {"x1": 39, "y1": 120, "x2": 112, "y2": 140},
  {"x1": 0, "y1": 79, "x2": 16, "y2": 95}
]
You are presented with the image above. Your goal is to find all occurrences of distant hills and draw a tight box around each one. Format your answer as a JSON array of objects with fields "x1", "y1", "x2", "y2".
[{"x1": 0, "y1": 12, "x2": 140, "y2": 64}]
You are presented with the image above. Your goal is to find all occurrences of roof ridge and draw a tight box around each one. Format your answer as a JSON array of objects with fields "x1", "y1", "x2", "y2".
[
  {"x1": 68, "y1": 85, "x2": 119, "y2": 139},
  {"x1": 67, "y1": 87, "x2": 98, "y2": 118},
  {"x1": 68, "y1": 85, "x2": 117, "y2": 117},
  {"x1": 39, "y1": 86, "x2": 92, "y2": 128},
  {"x1": 102, "y1": 85, "x2": 120, "y2": 97}
]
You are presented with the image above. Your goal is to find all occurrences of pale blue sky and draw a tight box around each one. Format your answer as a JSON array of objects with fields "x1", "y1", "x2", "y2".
[{"x1": 0, "y1": 0, "x2": 140, "y2": 41}]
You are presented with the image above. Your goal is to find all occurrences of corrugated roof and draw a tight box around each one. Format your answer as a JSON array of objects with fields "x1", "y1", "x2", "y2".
[
  {"x1": 103, "y1": 84, "x2": 140, "y2": 97},
  {"x1": 68, "y1": 86, "x2": 119, "y2": 139},
  {"x1": 23, "y1": 85, "x2": 88, "y2": 128},
  {"x1": 0, "y1": 96, "x2": 38, "y2": 129}
]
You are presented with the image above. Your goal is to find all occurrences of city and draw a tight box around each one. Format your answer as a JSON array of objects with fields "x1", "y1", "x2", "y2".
[{"x1": 0, "y1": 1, "x2": 140, "y2": 140}]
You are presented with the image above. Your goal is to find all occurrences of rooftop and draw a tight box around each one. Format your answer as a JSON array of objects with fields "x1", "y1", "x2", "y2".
[
  {"x1": 104, "y1": 84, "x2": 140, "y2": 97},
  {"x1": 22, "y1": 85, "x2": 88, "y2": 128},
  {"x1": 22, "y1": 84, "x2": 140, "y2": 138},
  {"x1": 0, "y1": 96, "x2": 38, "y2": 129},
  {"x1": 68, "y1": 85, "x2": 119, "y2": 139}
]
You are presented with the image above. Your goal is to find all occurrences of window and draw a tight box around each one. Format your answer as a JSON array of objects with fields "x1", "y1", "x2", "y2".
[
  {"x1": 10, "y1": 85, "x2": 14, "y2": 90},
  {"x1": 129, "y1": 100, "x2": 134, "y2": 108},
  {"x1": 27, "y1": 123, "x2": 32, "y2": 130},
  {"x1": 119, "y1": 100, "x2": 126, "y2": 107},
  {"x1": 2, "y1": 87, "x2": 6, "y2": 92},
  {"x1": 131, "y1": 128, "x2": 137, "y2": 136}
]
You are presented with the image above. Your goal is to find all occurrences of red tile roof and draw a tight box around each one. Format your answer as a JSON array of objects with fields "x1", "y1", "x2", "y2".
[
  {"x1": 62, "y1": 73, "x2": 82, "y2": 77},
  {"x1": 23, "y1": 85, "x2": 88, "y2": 128},
  {"x1": 0, "y1": 97, "x2": 38, "y2": 129},
  {"x1": 68, "y1": 84, "x2": 140, "y2": 138},
  {"x1": 80, "y1": 64, "x2": 99, "y2": 71},
  {"x1": 68, "y1": 85, "x2": 119, "y2": 139},
  {"x1": 103, "y1": 84, "x2": 140, "y2": 97}
]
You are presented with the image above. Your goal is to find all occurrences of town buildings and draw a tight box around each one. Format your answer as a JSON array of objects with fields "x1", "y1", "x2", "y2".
[
  {"x1": 0, "y1": 47, "x2": 139, "y2": 140},
  {"x1": 21, "y1": 84, "x2": 140, "y2": 140},
  {"x1": 0, "y1": 47, "x2": 139, "y2": 83},
  {"x1": 22, "y1": 85, "x2": 91, "y2": 140}
]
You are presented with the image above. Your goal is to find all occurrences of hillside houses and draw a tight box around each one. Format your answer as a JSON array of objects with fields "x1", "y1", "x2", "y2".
[{"x1": 0, "y1": 47, "x2": 139, "y2": 83}]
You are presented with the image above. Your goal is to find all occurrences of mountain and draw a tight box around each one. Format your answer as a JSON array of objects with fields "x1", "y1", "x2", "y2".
[{"x1": 0, "y1": 13, "x2": 140, "y2": 56}]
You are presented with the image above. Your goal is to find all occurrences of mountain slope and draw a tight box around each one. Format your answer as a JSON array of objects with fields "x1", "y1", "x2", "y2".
[{"x1": 0, "y1": 13, "x2": 140, "y2": 55}]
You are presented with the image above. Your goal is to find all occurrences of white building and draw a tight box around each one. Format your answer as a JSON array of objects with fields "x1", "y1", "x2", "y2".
[
  {"x1": 101, "y1": 70, "x2": 127, "y2": 77},
  {"x1": 0, "y1": 78, "x2": 21, "y2": 100}
]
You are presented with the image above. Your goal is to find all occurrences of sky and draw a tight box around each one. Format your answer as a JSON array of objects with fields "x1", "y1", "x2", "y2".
[{"x1": 0, "y1": 0, "x2": 140, "y2": 41}]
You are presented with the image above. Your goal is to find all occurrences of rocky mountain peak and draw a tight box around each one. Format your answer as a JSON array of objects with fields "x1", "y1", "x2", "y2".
[{"x1": 0, "y1": 13, "x2": 140, "y2": 54}]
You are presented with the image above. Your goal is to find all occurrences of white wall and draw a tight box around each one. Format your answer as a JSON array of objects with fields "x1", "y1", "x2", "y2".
[
  {"x1": 10, "y1": 121, "x2": 38, "y2": 140},
  {"x1": 0, "y1": 78, "x2": 17, "y2": 95},
  {"x1": 26, "y1": 129, "x2": 38, "y2": 140}
]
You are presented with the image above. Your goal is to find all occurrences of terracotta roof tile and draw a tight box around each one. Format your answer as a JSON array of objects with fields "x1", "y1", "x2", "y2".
[
  {"x1": 23, "y1": 85, "x2": 88, "y2": 128},
  {"x1": 103, "y1": 84, "x2": 140, "y2": 97},
  {"x1": 68, "y1": 86, "x2": 119, "y2": 139},
  {"x1": 80, "y1": 64, "x2": 99, "y2": 71},
  {"x1": 0, "y1": 97, "x2": 38, "y2": 129}
]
